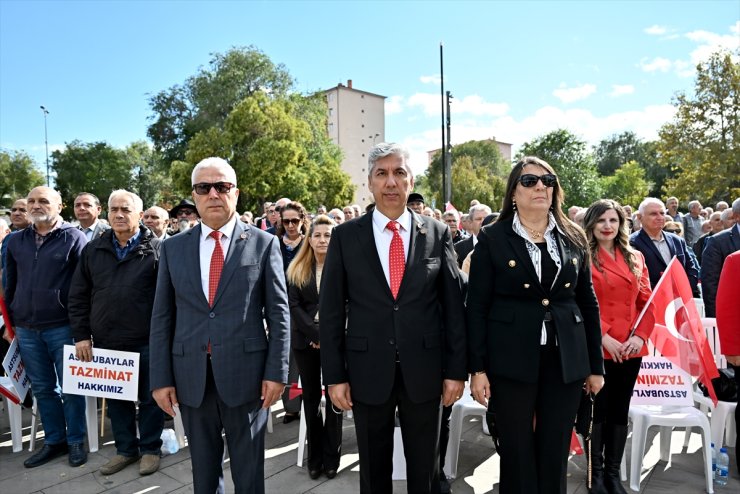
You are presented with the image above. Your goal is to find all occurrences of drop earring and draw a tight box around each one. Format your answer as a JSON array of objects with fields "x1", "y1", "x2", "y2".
[{"x1": 512, "y1": 199, "x2": 517, "y2": 211}]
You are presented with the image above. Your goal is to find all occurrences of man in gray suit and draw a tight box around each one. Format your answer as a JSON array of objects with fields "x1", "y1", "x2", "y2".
[
  {"x1": 74, "y1": 192, "x2": 110, "y2": 241},
  {"x1": 150, "y1": 157, "x2": 290, "y2": 493}
]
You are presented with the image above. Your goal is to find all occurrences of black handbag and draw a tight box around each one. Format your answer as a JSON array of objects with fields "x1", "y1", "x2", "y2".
[
  {"x1": 575, "y1": 392, "x2": 595, "y2": 439},
  {"x1": 698, "y1": 368, "x2": 737, "y2": 402}
]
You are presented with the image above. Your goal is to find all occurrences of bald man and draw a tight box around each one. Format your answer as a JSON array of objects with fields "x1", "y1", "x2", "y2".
[{"x1": 5, "y1": 186, "x2": 89, "y2": 468}]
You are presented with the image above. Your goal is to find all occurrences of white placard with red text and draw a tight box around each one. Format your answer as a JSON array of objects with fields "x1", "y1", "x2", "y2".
[
  {"x1": 2, "y1": 338, "x2": 30, "y2": 401},
  {"x1": 630, "y1": 356, "x2": 693, "y2": 406},
  {"x1": 62, "y1": 345, "x2": 139, "y2": 401}
]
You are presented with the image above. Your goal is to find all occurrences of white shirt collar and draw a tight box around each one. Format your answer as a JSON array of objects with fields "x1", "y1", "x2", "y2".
[
  {"x1": 372, "y1": 208, "x2": 412, "y2": 233},
  {"x1": 200, "y1": 214, "x2": 238, "y2": 241}
]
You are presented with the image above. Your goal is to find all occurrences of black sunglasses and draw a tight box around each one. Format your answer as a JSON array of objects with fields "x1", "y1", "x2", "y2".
[
  {"x1": 664, "y1": 228, "x2": 682, "y2": 234},
  {"x1": 518, "y1": 173, "x2": 557, "y2": 188},
  {"x1": 192, "y1": 182, "x2": 236, "y2": 195},
  {"x1": 282, "y1": 218, "x2": 303, "y2": 226}
]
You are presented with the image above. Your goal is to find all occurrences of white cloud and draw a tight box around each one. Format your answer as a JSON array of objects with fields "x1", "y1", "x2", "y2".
[
  {"x1": 610, "y1": 84, "x2": 635, "y2": 97},
  {"x1": 686, "y1": 21, "x2": 740, "y2": 66},
  {"x1": 638, "y1": 56, "x2": 673, "y2": 72},
  {"x1": 644, "y1": 25, "x2": 667, "y2": 35},
  {"x1": 399, "y1": 104, "x2": 676, "y2": 176},
  {"x1": 419, "y1": 74, "x2": 441, "y2": 85},
  {"x1": 407, "y1": 92, "x2": 509, "y2": 117},
  {"x1": 552, "y1": 83, "x2": 597, "y2": 104},
  {"x1": 385, "y1": 95, "x2": 404, "y2": 116}
]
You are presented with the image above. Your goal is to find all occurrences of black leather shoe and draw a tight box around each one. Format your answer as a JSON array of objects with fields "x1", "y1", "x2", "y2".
[
  {"x1": 440, "y1": 472, "x2": 452, "y2": 493},
  {"x1": 24, "y1": 443, "x2": 68, "y2": 468},
  {"x1": 283, "y1": 412, "x2": 300, "y2": 424},
  {"x1": 309, "y1": 468, "x2": 322, "y2": 479},
  {"x1": 325, "y1": 468, "x2": 337, "y2": 479},
  {"x1": 68, "y1": 442, "x2": 87, "y2": 467}
]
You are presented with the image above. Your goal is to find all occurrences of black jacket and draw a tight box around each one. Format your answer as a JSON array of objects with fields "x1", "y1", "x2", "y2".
[
  {"x1": 69, "y1": 226, "x2": 160, "y2": 350},
  {"x1": 700, "y1": 225, "x2": 740, "y2": 317},
  {"x1": 466, "y1": 219, "x2": 603, "y2": 384},
  {"x1": 288, "y1": 266, "x2": 320, "y2": 350}
]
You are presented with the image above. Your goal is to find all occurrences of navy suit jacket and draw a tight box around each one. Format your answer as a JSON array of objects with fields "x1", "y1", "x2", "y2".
[
  {"x1": 700, "y1": 225, "x2": 740, "y2": 317},
  {"x1": 149, "y1": 220, "x2": 290, "y2": 408},
  {"x1": 629, "y1": 229, "x2": 699, "y2": 296}
]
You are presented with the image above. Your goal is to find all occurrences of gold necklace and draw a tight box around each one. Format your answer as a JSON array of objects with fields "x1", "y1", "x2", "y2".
[{"x1": 520, "y1": 221, "x2": 544, "y2": 239}]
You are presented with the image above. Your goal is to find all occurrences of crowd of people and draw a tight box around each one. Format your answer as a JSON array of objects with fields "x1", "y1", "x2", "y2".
[{"x1": 0, "y1": 143, "x2": 738, "y2": 494}]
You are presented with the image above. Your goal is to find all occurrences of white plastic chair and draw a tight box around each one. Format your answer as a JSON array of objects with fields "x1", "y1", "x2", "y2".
[
  {"x1": 29, "y1": 395, "x2": 100, "y2": 452},
  {"x1": 627, "y1": 405, "x2": 713, "y2": 493},
  {"x1": 1, "y1": 377, "x2": 24, "y2": 452},
  {"x1": 443, "y1": 383, "x2": 488, "y2": 479}
]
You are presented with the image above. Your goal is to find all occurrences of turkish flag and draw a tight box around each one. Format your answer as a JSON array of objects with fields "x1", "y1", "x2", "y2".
[
  {"x1": 633, "y1": 257, "x2": 720, "y2": 405},
  {"x1": 0, "y1": 295, "x2": 14, "y2": 339}
]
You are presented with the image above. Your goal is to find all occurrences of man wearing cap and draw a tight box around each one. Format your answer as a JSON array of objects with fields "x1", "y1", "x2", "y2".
[
  {"x1": 407, "y1": 192, "x2": 425, "y2": 215},
  {"x1": 169, "y1": 199, "x2": 200, "y2": 234}
]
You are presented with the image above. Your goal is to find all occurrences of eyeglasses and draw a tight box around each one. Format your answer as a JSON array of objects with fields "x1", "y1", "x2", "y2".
[
  {"x1": 11, "y1": 208, "x2": 27, "y2": 212},
  {"x1": 177, "y1": 209, "x2": 196, "y2": 216},
  {"x1": 517, "y1": 173, "x2": 557, "y2": 188},
  {"x1": 664, "y1": 229, "x2": 682, "y2": 234},
  {"x1": 268, "y1": 209, "x2": 278, "y2": 214},
  {"x1": 192, "y1": 182, "x2": 236, "y2": 195},
  {"x1": 282, "y1": 218, "x2": 302, "y2": 226}
]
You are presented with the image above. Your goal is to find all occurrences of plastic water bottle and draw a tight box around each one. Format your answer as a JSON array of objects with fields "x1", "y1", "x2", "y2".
[
  {"x1": 715, "y1": 447, "x2": 729, "y2": 486},
  {"x1": 160, "y1": 428, "x2": 180, "y2": 455},
  {"x1": 711, "y1": 442, "x2": 716, "y2": 480}
]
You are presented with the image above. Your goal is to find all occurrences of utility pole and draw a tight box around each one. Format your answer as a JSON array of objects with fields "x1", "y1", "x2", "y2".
[
  {"x1": 439, "y1": 43, "x2": 446, "y2": 205},
  {"x1": 40, "y1": 106, "x2": 50, "y2": 186},
  {"x1": 445, "y1": 91, "x2": 453, "y2": 203}
]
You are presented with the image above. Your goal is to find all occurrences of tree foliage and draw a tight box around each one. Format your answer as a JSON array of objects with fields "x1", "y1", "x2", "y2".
[
  {"x1": 659, "y1": 50, "x2": 740, "y2": 202},
  {"x1": 0, "y1": 150, "x2": 45, "y2": 207},
  {"x1": 147, "y1": 46, "x2": 294, "y2": 165},
  {"x1": 183, "y1": 91, "x2": 353, "y2": 212},
  {"x1": 421, "y1": 139, "x2": 509, "y2": 210},
  {"x1": 52, "y1": 141, "x2": 132, "y2": 217},
  {"x1": 126, "y1": 141, "x2": 177, "y2": 209},
  {"x1": 518, "y1": 129, "x2": 603, "y2": 208},
  {"x1": 600, "y1": 160, "x2": 650, "y2": 208},
  {"x1": 593, "y1": 132, "x2": 666, "y2": 197}
]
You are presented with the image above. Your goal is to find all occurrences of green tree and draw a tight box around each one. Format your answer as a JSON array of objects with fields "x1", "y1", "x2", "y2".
[
  {"x1": 0, "y1": 150, "x2": 45, "y2": 207},
  {"x1": 518, "y1": 129, "x2": 602, "y2": 208},
  {"x1": 147, "y1": 46, "x2": 294, "y2": 165},
  {"x1": 422, "y1": 139, "x2": 509, "y2": 210},
  {"x1": 659, "y1": 50, "x2": 740, "y2": 202},
  {"x1": 126, "y1": 141, "x2": 177, "y2": 209},
  {"x1": 184, "y1": 91, "x2": 353, "y2": 212},
  {"x1": 600, "y1": 160, "x2": 650, "y2": 207},
  {"x1": 52, "y1": 141, "x2": 132, "y2": 217}
]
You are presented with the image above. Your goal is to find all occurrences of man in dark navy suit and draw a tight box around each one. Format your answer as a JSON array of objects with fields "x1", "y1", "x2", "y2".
[
  {"x1": 701, "y1": 198, "x2": 740, "y2": 317},
  {"x1": 630, "y1": 197, "x2": 699, "y2": 296}
]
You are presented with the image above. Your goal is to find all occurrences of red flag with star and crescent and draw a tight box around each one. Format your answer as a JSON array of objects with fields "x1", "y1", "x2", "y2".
[{"x1": 632, "y1": 257, "x2": 720, "y2": 405}]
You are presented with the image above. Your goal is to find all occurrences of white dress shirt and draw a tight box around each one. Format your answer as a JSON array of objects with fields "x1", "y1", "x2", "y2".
[
  {"x1": 372, "y1": 209, "x2": 411, "y2": 289},
  {"x1": 199, "y1": 215, "x2": 238, "y2": 303}
]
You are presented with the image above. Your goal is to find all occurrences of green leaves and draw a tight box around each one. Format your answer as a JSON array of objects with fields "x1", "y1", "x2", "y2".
[{"x1": 0, "y1": 150, "x2": 45, "y2": 207}]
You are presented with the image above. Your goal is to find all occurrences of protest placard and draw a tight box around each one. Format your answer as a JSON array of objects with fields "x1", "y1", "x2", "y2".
[
  {"x1": 631, "y1": 355, "x2": 693, "y2": 406},
  {"x1": 2, "y1": 338, "x2": 30, "y2": 402},
  {"x1": 62, "y1": 345, "x2": 139, "y2": 401}
]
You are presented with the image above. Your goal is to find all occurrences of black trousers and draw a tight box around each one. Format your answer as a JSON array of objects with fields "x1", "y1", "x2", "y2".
[
  {"x1": 352, "y1": 363, "x2": 442, "y2": 494},
  {"x1": 489, "y1": 343, "x2": 583, "y2": 494},
  {"x1": 180, "y1": 360, "x2": 268, "y2": 494},
  {"x1": 595, "y1": 358, "x2": 642, "y2": 426},
  {"x1": 293, "y1": 346, "x2": 343, "y2": 471}
]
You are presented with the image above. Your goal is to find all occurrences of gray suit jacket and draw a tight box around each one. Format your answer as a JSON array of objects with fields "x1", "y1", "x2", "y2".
[
  {"x1": 79, "y1": 221, "x2": 110, "y2": 241},
  {"x1": 149, "y1": 220, "x2": 290, "y2": 408}
]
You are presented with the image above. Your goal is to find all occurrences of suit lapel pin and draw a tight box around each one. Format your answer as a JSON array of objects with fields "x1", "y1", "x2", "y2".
[
  {"x1": 508, "y1": 260, "x2": 516, "y2": 267},
  {"x1": 417, "y1": 223, "x2": 427, "y2": 235},
  {"x1": 572, "y1": 258, "x2": 578, "y2": 265},
  {"x1": 240, "y1": 231, "x2": 247, "y2": 240},
  {"x1": 564, "y1": 282, "x2": 571, "y2": 288},
  {"x1": 523, "y1": 283, "x2": 530, "y2": 288}
]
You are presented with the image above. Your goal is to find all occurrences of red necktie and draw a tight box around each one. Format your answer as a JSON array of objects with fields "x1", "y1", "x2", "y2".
[
  {"x1": 208, "y1": 231, "x2": 224, "y2": 306},
  {"x1": 387, "y1": 221, "x2": 405, "y2": 299}
]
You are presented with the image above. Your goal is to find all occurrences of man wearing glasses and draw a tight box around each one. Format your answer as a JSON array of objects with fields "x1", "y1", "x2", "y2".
[
  {"x1": 169, "y1": 199, "x2": 200, "y2": 234},
  {"x1": 150, "y1": 157, "x2": 289, "y2": 494}
]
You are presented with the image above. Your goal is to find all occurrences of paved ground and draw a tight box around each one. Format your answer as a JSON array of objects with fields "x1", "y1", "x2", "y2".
[{"x1": 1, "y1": 399, "x2": 738, "y2": 493}]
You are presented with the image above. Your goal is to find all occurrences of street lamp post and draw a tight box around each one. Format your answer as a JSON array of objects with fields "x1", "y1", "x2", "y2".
[{"x1": 40, "y1": 106, "x2": 50, "y2": 186}]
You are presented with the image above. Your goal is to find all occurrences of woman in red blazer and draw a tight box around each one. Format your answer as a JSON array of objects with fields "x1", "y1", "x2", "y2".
[
  {"x1": 583, "y1": 200, "x2": 653, "y2": 494},
  {"x1": 716, "y1": 249, "x2": 740, "y2": 454}
]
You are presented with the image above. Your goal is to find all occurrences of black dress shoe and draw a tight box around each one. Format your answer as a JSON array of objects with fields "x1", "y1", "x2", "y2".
[
  {"x1": 440, "y1": 472, "x2": 452, "y2": 493},
  {"x1": 325, "y1": 468, "x2": 338, "y2": 479},
  {"x1": 68, "y1": 442, "x2": 87, "y2": 467},
  {"x1": 309, "y1": 467, "x2": 322, "y2": 479},
  {"x1": 283, "y1": 412, "x2": 300, "y2": 424},
  {"x1": 24, "y1": 443, "x2": 68, "y2": 468}
]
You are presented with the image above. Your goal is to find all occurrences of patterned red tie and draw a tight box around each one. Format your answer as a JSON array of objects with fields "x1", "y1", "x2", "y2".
[
  {"x1": 208, "y1": 230, "x2": 224, "y2": 306},
  {"x1": 387, "y1": 221, "x2": 405, "y2": 299}
]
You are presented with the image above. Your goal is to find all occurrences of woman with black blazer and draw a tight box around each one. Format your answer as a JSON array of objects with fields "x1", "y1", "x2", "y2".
[
  {"x1": 286, "y1": 215, "x2": 342, "y2": 480},
  {"x1": 467, "y1": 157, "x2": 604, "y2": 494}
]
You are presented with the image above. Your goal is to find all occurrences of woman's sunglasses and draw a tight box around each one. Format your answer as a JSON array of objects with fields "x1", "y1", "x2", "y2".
[
  {"x1": 517, "y1": 173, "x2": 557, "y2": 188},
  {"x1": 664, "y1": 228, "x2": 682, "y2": 234},
  {"x1": 282, "y1": 218, "x2": 303, "y2": 226}
]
